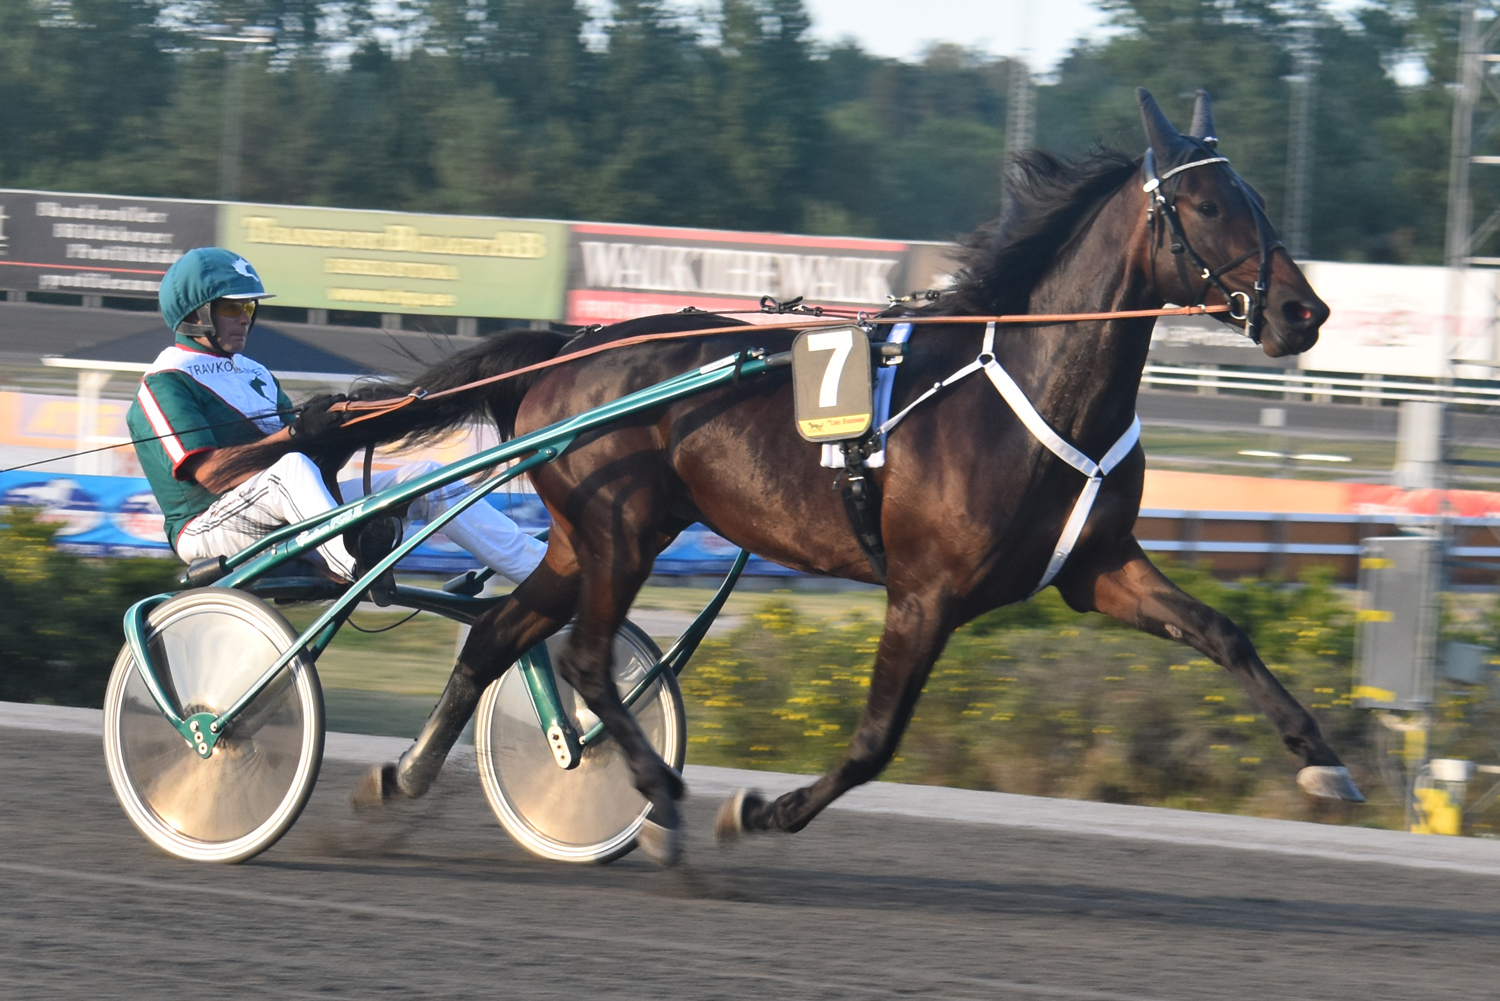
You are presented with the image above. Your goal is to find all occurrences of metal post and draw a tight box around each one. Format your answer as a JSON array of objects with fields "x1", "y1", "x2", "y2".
[
  {"x1": 218, "y1": 46, "x2": 245, "y2": 202},
  {"x1": 1445, "y1": 0, "x2": 1482, "y2": 273},
  {"x1": 74, "y1": 370, "x2": 112, "y2": 476},
  {"x1": 1001, "y1": 0, "x2": 1035, "y2": 217},
  {"x1": 1284, "y1": 14, "x2": 1319, "y2": 259},
  {"x1": 202, "y1": 24, "x2": 276, "y2": 203},
  {"x1": 1002, "y1": 57, "x2": 1034, "y2": 216},
  {"x1": 1438, "y1": 0, "x2": 1499, "y2": 730},
  {"x1": 1406, "y1": 725, "x2": 1429, "y2": 831}
]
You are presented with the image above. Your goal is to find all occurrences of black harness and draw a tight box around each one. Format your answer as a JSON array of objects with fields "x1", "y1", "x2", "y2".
[
  {"x1": 839, "y1": 432, "x2": 887, "y2": 583},
  {"x1": 1141, "y1": 144, "x2": 1283, "y2": 345}
]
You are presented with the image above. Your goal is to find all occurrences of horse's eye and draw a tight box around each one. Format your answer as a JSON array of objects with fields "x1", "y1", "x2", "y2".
[{"x1": 1197, "y1": 202, "x2": 1219, "y2": 218}]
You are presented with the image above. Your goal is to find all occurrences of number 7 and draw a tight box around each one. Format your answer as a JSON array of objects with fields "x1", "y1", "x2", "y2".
[{"x1": 805, "y1": 329, "x2": 853, "y2": 408}]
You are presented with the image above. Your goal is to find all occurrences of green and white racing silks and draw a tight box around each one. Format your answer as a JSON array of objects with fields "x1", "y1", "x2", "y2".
[{"x1": 126, "y1": 339, "x2": 294, "y2": 548}]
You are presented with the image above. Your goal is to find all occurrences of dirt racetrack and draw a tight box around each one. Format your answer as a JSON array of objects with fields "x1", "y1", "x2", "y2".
[{"x1": 3, "y1": 710, "x2": 1498, "y2": 1000}]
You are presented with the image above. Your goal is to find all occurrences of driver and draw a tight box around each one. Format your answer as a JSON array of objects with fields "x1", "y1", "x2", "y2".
[{"x1": 126, "y1": 247, "x2": 545, "y2": 584}]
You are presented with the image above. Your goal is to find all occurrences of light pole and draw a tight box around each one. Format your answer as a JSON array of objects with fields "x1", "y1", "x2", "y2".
[
  {"x1": 200, "y1": 23, "x2": 277, "y2": 202},
  {"x1": 1001, "y1": 0, "x2": 1034, "y2": 217},
  {"x1": 1284, "y1": 6, "x2": 1319, "y2": 259}
]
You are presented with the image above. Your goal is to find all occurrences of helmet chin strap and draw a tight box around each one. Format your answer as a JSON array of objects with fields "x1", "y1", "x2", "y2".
[{"x1": 182, "y1": 304, "x2": 235, "y2": 357}]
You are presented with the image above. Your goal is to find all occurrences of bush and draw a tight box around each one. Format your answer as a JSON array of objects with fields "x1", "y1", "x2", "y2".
[
  {"x1": 681, "y1": 563, "x2": 1400, "y2": 826},
  {"x1": 0, "y1": 510, "x2": 181, "y2": 707}
]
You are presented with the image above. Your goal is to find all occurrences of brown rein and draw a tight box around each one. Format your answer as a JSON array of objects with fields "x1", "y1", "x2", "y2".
[{"x1": 330, "y1": 303, "x2": 1231, "y2": 427}]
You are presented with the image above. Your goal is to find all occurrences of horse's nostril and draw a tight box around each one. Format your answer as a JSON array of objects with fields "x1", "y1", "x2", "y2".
[{"x1": 1283, "y1": 301, "x2": 1313, "y2": 324}]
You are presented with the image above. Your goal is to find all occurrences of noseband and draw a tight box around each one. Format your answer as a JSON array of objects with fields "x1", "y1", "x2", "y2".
[{"x1": 1141, "y1": 146, "x2": 1283, "y2": 344}]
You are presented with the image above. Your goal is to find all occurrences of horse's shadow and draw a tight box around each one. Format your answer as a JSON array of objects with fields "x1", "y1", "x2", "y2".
[
  {"x1": 686, "y1": 863, "x2": 1498, "y2": 940},
  {"x1": 256, "y1": 803, "x2": 1500, "y2": 942}
]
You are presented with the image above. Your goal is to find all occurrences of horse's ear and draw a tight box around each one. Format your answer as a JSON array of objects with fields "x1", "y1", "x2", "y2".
[
  {"x1": 1136, "y1": 87, "x2": 1186, "y2": 159},
  {"x1": 1189, "y1": 88, "x2": 1216, "y2": 143}
]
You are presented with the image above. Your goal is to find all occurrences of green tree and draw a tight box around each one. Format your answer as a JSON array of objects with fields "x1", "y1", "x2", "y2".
[
  {"x1": 0, "y1": 0, "x2": 1477, "y2": 263},
  {"x1": 0, "y1": 1, "x2": 175, "y2": 187}
]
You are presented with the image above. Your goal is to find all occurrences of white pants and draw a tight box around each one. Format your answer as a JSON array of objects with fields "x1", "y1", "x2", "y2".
[{"x1": 176, "y1": 452, "x2": 547, "y2": 583}]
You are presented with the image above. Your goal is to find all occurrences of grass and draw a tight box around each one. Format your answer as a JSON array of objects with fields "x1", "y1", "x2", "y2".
[
  {"x1": 284, "y1": 584, "x2": 887, "y2": 698},
  {"x1": 1141, "y1": 426, "x2": 1397, "y2": 479},
  {"x1": 282, "y1": 606, "x2": 464, "y2": 696},
  {"x1": 1141, "y1": 424, "x2": 1500, "y2": 486},
  {"x1": 631, "y1": 583, "x2": 886, "y2": 622},
  {"x1": 282, "y1": 585, "x2": 885, "y2": 739}
]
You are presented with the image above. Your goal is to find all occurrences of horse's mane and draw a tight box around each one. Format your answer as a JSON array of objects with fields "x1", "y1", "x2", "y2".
[{"x1": 929, "y1": 149, "x2": 1139, "y2": 316}]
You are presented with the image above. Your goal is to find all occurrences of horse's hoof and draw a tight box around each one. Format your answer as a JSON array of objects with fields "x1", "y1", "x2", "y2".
[
  {"x1": 350, "y1": 762, "x2": 400, "y2": 812},
  {"x1": 714, "y1": 788, "x2": 764, "y2": 844},
  {"x1": 636, "y1": 816, "x2": 685, "y2": 867},
  {"x1": 1297, "y1": 765, "x2": 1366, "y2": 803}
]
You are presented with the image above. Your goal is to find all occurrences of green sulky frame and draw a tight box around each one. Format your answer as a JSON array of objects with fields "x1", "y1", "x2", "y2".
[{"x1": 122, "y1": 348, "x2": 783, "y2": 760}]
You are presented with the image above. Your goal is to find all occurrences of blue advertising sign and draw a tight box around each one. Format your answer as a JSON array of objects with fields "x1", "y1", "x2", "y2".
[{"x1": 0, "y1": 472, "x2": 795, "y2": 576}]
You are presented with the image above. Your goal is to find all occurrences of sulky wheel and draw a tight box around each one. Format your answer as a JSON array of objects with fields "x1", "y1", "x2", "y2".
[
  {"x1": 475, "y1": 620, "x2": 685, "y2": 864},
  {"x1": 102, "y1": 588, "x2": 324, "y2": 864}
]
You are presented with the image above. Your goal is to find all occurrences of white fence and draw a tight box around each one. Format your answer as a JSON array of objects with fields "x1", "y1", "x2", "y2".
[{"x1": 1142, "y1": 363, "x2": 1500, "y2": 409}]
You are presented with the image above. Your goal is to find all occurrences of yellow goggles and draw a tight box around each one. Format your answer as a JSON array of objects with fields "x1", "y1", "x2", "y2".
[{"x1": 211, "y1": 298, "x2": 258, "y2": 319}]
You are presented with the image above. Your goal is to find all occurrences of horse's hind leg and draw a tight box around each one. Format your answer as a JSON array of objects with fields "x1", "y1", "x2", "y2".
[
  {"x1": 1058, "y1": 540, "x2": 1364, "y2": 802},
  {"x1": 719, "y1": 583, "x2": 955, "y2": 838},
  {"x1": 353, "y1": 553, "x2": 580, "y2": 807}
]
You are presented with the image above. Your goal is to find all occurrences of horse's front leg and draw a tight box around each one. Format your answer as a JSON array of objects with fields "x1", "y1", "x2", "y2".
[
  {"x1": 1057, "y1": 540, "x2": 1364, "y2": 802},
  {"x1": 717, "y1": 582, "x2": 956, "y2": 838}
]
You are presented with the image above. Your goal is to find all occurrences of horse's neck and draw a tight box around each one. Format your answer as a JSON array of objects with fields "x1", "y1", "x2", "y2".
[{"x1": 1007, "y1": 189, "x2": 1155, "y2": 452}]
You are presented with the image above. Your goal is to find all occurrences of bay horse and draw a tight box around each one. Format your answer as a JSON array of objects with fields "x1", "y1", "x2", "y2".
[{"x1": 273, "y1": 88, "x2": 1362, "y2": 864}]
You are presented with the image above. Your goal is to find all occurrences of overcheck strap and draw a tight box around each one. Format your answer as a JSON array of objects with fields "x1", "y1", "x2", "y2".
[{"x1": 1156, "y1": 156, "x2": 1229, "y2": 184}]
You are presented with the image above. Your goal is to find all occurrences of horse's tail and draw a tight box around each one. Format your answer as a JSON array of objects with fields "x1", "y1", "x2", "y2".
[
  {"x1": 221, "y1": 328, "x2": 572, "y2": 483},
  {"x1": 345, "y1": 327, "x2": 573, "y2": 443}
]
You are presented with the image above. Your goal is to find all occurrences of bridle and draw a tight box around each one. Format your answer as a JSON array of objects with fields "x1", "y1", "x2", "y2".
[{"x1": 1141, "y1": 143, "x2": 1283, "y2": 345}]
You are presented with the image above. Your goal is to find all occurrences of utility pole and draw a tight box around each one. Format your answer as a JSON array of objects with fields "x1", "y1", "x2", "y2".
[
  {"x1": 1443, "y1": 0, "x2": 1500, "y2": 364},
  {"x1": 1001, "y1": 0, "x2": 1035, "y2": 216},
  {"x1": 1380, "y1": 0, "x2": 1500, "y2": 819},
  {"x1": 1445, "y1": 0, "x2": 1487, "y2": 272},
  {"x1": 201, "y1": 23, "x2": 277, "y2": 202},
  {"x1": 1284, "y1": 9, "x2": 1319, "y2": 259},
  {"x1": 1442, "y1": 0, "x2": 1500, "y2": 481},
  {"x1": 1003, "y1": 56, "x2": 1035, "y2": 205}
]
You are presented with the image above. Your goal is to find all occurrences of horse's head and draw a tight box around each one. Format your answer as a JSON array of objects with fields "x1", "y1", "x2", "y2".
[{"x1": 1136, "y1": 87, "x2": 1327, "y2": 358}]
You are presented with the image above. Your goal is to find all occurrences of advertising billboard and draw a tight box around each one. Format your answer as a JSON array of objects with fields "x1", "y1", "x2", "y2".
[
  {"x1": 220, "y1": 203, "x2": 569, "y2": 320},
  {"x1": 903, "y1": 241, "x2": 962, "y2": 295},
  {"x1": 0, "y1": 189, "x2": 216, "y2": 298},
  {"x1": 0, "y1": 468, "x2": 798, "y2": 575},
  {"x1": 566, "y1": 222, "x2": 944, "y2": 326},
  {"x1": 1297, "y1": 261, "x2": 1498, "y2": 377}
]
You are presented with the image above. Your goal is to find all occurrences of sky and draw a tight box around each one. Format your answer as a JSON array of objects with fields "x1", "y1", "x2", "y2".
[
  {"x1": 800, "y1": 0, "x2": 1115, "y2": 72},
  {"x1": 579, "y1": 0, "x2": 1116, "y2": 73}
]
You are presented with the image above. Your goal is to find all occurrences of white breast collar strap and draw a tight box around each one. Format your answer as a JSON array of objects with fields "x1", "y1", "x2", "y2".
[{"x1": 880, "y1": 321, "x2": 1141, "y2": 594}]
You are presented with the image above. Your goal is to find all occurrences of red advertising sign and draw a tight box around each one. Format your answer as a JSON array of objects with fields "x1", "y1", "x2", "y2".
[{"x1": 566, "y1": 222, "x2": 925, "y2": 326}]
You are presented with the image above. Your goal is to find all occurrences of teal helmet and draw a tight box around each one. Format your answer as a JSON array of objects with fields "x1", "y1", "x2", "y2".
[{"x1": 159, "y1": 247, "x2": 275, "y2": 343}]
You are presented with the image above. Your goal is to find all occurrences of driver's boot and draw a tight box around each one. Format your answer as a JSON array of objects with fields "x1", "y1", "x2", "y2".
[{"x1": 351, "y1": 672, "x2": 480, "y2": 809}]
